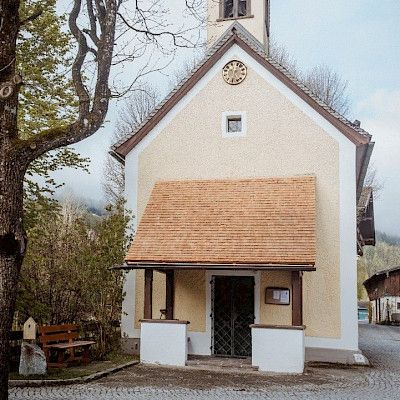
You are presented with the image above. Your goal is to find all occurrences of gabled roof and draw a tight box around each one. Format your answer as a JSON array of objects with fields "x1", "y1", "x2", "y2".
[
  {"x1": 363, "y1": 266, "x2": 400, "y2": 288},
  {"x1": 124, "y1": 176, "x2": 316, "y2": 269},
  {"x1": 111, "y1": 22, "x2": 371, "y2": 159}
]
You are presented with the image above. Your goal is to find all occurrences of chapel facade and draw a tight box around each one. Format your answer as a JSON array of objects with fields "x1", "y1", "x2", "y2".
[{"x1": 111, "y1": 0, "x2": 374, "y2": 372}]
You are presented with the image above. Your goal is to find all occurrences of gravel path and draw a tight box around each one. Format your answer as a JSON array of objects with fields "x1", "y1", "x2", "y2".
[{"x1": 10, "y1": 323, "x2": 400, "y2": 399}]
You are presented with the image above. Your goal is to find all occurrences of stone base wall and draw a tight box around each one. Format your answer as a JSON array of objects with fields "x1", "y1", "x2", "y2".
[{"x1": 121, "y1": 338, "x2": 140, "y2": 356}]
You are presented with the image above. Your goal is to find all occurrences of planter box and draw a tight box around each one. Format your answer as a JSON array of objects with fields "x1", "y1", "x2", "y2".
[
  {"x1": 140, "y1": 320, "x2": 189, "y2": 367},
  {"x1": 251, "y1": 324, "x2": 305, "y2": 373}
]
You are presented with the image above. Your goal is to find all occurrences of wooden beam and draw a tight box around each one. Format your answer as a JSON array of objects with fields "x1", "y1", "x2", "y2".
[
  {"x1": 144, "y1": 269, "x2": 153, "y2": 319},
  {"x1": 119, "y1": 262, "x2": 316, "y2": 272},
  {"x1": 292, "y1": 271, "x2": 303, "y2": 326},
  {"x1": 166, "y1": 270, "x2": 175, "y2": 320}
]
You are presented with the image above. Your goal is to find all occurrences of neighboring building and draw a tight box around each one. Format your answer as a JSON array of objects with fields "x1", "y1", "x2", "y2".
[
  {"x1": 357, "y1": 187, "x2": 376, "y2": 255},
  {"x1": 364, "y1": 267, "x2": 400, "y2": 324},
  {"x1": 111, "y1": 0, "x2": 375, "y2": 371}
]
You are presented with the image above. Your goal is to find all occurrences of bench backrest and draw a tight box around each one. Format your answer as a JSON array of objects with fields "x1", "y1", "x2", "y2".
[{"x1": 38, "y1": 324, "x2": 79, "y2": 346}]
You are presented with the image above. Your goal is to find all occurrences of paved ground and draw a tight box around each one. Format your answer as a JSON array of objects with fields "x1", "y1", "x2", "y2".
[{"x1": 10, "y1": 323, "x2": 400, "y2": 399}]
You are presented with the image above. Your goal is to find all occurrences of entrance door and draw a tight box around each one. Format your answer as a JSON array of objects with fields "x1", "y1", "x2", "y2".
[{"x1": 212, "y1": 276, "x2": 255, "y2": 357}]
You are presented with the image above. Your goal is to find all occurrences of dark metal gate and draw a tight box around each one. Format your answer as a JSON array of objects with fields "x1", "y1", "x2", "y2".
[{"x1": 211, "y1": 276, "x2": 255, "y2": 357}]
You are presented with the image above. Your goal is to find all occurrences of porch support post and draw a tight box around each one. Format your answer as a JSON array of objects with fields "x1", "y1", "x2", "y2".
[
  {"x1": 292, "y1": 271, "x2": 303, "y2": 326},
  {"x1": 144, "y1": 269, "x2": 153, "y2": 319},
  {"x1": 166, "y1": 270, "x2": 175, "y2": 320},
  {"x1": 378, "y1": 298, "x2": 381, "y2": 322}
]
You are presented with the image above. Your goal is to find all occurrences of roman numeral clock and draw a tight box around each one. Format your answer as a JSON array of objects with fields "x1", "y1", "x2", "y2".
[{"x1": 222, "y1": 60, "x2": 247, "y2": 85}]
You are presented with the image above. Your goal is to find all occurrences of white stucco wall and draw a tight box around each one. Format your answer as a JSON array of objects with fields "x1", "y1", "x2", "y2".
[
  {"x1": 140, "y1": 321, "x2": 188, "y2": 366},
  {"x1": 121, "y1": 43, "x2": 358, "y2": 353},
  {"x1": 252, "y1": 327, "x2": 305, "y2": 373}
]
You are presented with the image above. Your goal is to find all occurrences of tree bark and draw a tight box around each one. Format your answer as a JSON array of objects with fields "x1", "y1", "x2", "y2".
[
  {"x1": 0, "y1": 2, "x2": 23, "y2": 399},
  {"x1": 0, "y1": 156, "x2": 26, "y2": 400}
]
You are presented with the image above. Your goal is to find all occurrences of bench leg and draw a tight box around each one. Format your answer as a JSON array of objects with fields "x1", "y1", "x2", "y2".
[
  {"x1": 82, "y1": 346, "x2": 90, "y2": 365},
  {"x1": 69, "y1": 346, "x2": 75, "y2": 363},
  {"x1": 47, "y1": 350, "x2": 65, "y2": 368}
]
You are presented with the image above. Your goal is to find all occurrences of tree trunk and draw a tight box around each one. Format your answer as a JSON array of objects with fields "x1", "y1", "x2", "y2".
[
  {"x1": 0, "y1": 155, "x2": 26, "y2": 400},
  {"x1": 0, "y1": 1, "x2": 118, "y2": 396},
  {"x1": 0, "y1": 2, "x2": 22, "y2": 399}
]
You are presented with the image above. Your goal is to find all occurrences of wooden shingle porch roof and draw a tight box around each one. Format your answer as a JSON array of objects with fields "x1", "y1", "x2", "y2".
[{"x1": 124, "y1": 176, "x2": 316, "y2": 271}]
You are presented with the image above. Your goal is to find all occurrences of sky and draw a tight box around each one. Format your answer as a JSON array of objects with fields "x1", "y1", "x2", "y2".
[{"x1": 53, "y1": 0, "x2": 400, "y2": 235}]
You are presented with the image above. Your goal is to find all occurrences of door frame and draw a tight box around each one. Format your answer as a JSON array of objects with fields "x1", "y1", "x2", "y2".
[{"x1": 205, "y1": 270, "x2": 261, "y2": 356}]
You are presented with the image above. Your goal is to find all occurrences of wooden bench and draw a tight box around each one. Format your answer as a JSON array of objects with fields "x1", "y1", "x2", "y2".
[{"x1": 38, "y1": 324, "x2": 95, "y2": 368}]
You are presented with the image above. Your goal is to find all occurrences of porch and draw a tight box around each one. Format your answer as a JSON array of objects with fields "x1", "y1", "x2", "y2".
[
  {"x1": 186, "y1": 355, "x2": 253, "y2": 371},
  {"x1": 120, "y1": 266, "x2": 305, "y2": 373},
  {"x1": 119, "y1": 177, "x2": 316, "y2": 374}
]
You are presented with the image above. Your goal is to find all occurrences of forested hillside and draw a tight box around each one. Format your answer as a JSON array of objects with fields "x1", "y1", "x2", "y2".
[{"x1": 358, "y1": 231, "x2": 400, "y2": 299}]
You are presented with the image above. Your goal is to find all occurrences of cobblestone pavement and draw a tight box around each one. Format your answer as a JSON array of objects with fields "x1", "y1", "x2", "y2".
[{"x1": 10, "y1": 323, "x2": 400, "y2": 399}]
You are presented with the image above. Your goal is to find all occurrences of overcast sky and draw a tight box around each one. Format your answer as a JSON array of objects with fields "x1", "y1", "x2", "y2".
[{"x1": 53, "y1": 0, "x2": 400, "y2": 235}]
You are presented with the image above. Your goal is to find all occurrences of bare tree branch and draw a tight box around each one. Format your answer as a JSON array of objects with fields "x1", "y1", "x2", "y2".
[
  {"x1": 117, "y1": 11, "x2": 197, "y2": 49},
  {"x1": 69, "y1": 0, "x2": 91, "y2": 114},
  {"x1": 365, "y1": 162, "x2": 384, "y2": 199},
  {"x1": 103, "y1": 83, "x2": 159, "y2": 203},
  {"x1": 303, "y1": 65, "x2": 351, "y2": 117},
  {"x1": 269, "y1": 38, "x2": 298, "y2": 77},
  {"x1": 86, "y1": 0, "x2": 100, "y2": 46},
  {"x1": 19, "y1": 0, "x2": 117, "y2": 163},
  {"x1": 270, "y1": 40, "x2": 351, "y2": 117}
]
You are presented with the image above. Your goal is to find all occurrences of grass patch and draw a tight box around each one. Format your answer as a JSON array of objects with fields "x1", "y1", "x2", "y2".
[{"x1": 10, "y1": 353, "x2": 137, "y2": 381}]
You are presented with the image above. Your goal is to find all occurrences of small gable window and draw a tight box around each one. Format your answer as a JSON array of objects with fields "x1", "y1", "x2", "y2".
[
  {"x1": 227, "y1": 116, "x2": 242, "y2": 133},
  {"x1": 222, "y1": 0, "x2": 250, "y2": 19},
  {"x1": 222, "y1": 111, "x2": 247, "y2": 137}
]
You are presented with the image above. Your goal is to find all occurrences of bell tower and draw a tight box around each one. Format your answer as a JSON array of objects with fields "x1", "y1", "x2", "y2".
[{"x1": 207, "y1": 0, "x2": 271, "y2": 54}]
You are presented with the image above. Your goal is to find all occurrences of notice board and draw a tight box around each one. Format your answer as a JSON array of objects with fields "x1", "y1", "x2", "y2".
[{"x1": 265, "y1": 287, "x2": 290, "y2": 305}]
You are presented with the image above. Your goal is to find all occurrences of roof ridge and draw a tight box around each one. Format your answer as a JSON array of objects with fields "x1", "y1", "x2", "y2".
[
  {"x1": 112, "y1": 22, "x2": 371, "y2": 154},
  {"x1": 231, "y1": 26, "x2": 370, "y2": 138}
]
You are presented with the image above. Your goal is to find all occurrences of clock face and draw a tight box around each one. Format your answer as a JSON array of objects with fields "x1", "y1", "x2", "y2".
[{"x1": 222, "y1": 60, "x2": 247, "y2": 85}]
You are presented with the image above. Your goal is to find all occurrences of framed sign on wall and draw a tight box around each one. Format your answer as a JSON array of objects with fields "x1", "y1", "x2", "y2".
[{"x1": 265, "y1": 287, "x2": 290, "y2": 305}]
